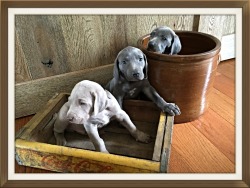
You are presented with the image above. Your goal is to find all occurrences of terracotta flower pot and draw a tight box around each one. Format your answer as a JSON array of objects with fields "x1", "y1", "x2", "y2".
[{"x1": 137, "y1": 31, "x2": 221, "y2": 123}]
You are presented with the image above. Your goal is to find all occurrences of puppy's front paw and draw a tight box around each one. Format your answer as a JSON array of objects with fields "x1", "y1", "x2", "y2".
[
  {"x1": 134, "y1": 130, "x2": 151, "y2": 143},
  {"x1": 56, "y1": 137, "x2": 67, "y2": 146},
  {"x1": 54, "y1": 132, "x2": 67, "y2": 146},
  {"x1": 164, "y1": 103, "x2": 181, "y2": 116}
]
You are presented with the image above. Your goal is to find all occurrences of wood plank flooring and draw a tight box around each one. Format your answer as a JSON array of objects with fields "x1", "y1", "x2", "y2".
[{"x1": 15, "y1": 59, "x2": 235, "y2": 173}]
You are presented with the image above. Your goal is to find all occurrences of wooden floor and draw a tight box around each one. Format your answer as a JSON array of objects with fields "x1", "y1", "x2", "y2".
[{"x1": 15, "y1": 59, "x2": 235, "y2": 173}]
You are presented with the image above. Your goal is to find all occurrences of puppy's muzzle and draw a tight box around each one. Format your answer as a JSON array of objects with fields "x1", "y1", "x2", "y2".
[
  {"x1": 67, "y1": 113, "x2": 83, "y2": 124},
  {"x1": 67, "y1": 114, "x2": 76, "y2": 122},
  {"x1": 147, "y1": 41, "x2": 155, "y2": 50},
  {"x1": 133, "y1": 72, "x2": 140, "y2": 78},
  {"x1": 67, "y1": 116, "x2": 74, "y2": 122}
]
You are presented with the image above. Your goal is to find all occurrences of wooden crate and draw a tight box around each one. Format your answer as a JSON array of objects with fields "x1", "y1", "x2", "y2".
[{"x1": 15, "y1": 93, "x2": 174, "y2": 173}]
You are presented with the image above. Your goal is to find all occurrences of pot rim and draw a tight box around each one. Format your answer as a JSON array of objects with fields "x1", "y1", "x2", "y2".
[{"x1": 137, "y1": 31, "x2": 221, "y2": 62}]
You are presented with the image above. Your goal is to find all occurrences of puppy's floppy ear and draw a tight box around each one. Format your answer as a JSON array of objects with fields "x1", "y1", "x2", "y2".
[
  {"x1": 113, "y1": 55, "x2": 121, "y2": 80},
  {"x1": 170, "y1": 34, "x2": 182, "y2": 55},
  {"x1": 91, "y1": 89, "x2": 107, "y2": 116},
  {"x1": 143, "y1": 53, "x2": 148, "y2": 79}
]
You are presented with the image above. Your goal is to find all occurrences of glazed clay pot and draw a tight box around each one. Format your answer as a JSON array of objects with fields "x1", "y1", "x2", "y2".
[{"x1": 138, "y1": 31, "x2": 221, "y2": 123}]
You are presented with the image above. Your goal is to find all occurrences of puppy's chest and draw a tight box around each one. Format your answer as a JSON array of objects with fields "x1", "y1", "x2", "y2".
[{"x1": 124, "y1": 87, "x2": 141, "y2": 98}]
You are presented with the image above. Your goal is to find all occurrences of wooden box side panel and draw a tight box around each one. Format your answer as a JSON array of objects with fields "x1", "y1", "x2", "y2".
[
  {"x1": 123, "y1": 100, "x2": 160, "y2": 123},
  {"x1": 15, "y1": 139, "x2": 160, "y2": 173},
  {"x1": 160, "y1": 116, "x2": 174, "y2": 173},
  {"x1": 152, "y1": 112, "x2": 167, "y2": 162},
  {"x1": 16, "y1": 93, "x2": 67, "y2": 141}
]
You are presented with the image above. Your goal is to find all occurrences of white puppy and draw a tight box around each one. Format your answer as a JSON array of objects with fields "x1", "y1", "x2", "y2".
[{"x1": 53, "y1": 80, "x2": 150, "y2": 153}]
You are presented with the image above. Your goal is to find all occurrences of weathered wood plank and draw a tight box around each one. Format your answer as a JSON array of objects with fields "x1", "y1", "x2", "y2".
[
  {"x1": 16, "y1": 93, "x2": 67, "y2": 140},
  {"x1": 15, "y1": 15, "x2": 235, "y2": 83},
  {"x1": 15, "y1": 64, "x2": 113, "y2": 118},
  {"x1": 99, "y1": 15, "x2": 128, "y2": 64},
  {"x1": 15, "y1": 16, "x2": 70, "y2": 80},
  {"x1": 198, "y1": 15, "x2": 225, "y2": 40},
  {"x1": 60, "y1": 15, "x2": 113, "y2": 71},
  {"x1": 192, "y1": 15, "x2": 200, "y2": 31},
  {"x1": 152, "y1": 112, "x2": 166, "y2": 162},
  {"x1": 198, "y1": 15, "x2": 235, "y2": 40},
  {"x1": 222, "y1": 15, "x2": 235, "y2": 36},
  {"x1": 15, "y1": 32, "x2": 32, "y2": 83},
  {"x1": 198, "y1": 15, "x2": 235, "y2": 61},
  {"x1": 15, "y1": 15, "x2": 195, "y2": 83},
  {"x1": 16, "y1": 139, "x2": 160, "y2": 173},
  {"x1": 160, "y1": 116, "x2": 174, "y2": 173}
]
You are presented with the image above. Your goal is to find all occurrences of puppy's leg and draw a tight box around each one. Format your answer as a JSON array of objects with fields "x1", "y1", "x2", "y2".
[
  {"x1": 54, "y1": 120, "x2": 68, "y2": 146},
  {"x1": 115, "y1": 110, "x2": 151, "y2": 143},
  {"x1": 113, "y1": 94, "x2": 124, "y2": 109},
  {"x1": 109, "y1": 88, "x2": 125, "y2": 108},
  {"x1": 142, "y1": 85, "x2": 181, "y2": 116},
  {"x1": 54, "y1": 103, "x2": 69, "y2": 146},
  {"x1": 83, "y1": 123, "x2": 109, "y2": 153}
]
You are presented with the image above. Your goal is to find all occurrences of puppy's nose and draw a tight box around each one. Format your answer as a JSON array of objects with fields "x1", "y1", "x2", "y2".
[
  {"x1": 133, "y1": 73, "x2": 140, "y2": 78},
  {"x1": 148, "y1": 42, "x2": 155, "y2": 49},
  {"x1": 67, "y1": 116, "x2": 74, "y2": 122}
]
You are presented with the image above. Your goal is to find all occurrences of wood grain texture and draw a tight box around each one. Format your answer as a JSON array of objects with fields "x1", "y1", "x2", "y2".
[
  {"x1": 170, "y1": 123, "x2": 234, "y2": 173},
  {"x1": 15, "y1": 15, "x2": 235, "y2": 83},
  {"x1": 160, "y1": 116, "x2": 174, "y2": 173},
  {"x1": 213, "y1": 73, "x2": 235, "y2": 99},
  {"x1": 60, "y1": 15, "x2": 111, "y2": 70},
  {"x1": 15, "y1": 64, "x2": 113, "y2": 118},
  {"x1": 168, "y1": 147, "x2": 195, "y2": 173},
  {"x1": 15, "y1": 16, "x2": 70, "y2": 80},
  {"x1": 192, "y1": 109, "x2": 235, "y2": 163},
  {"x1": 15, "y1": 32, "x2": 31, "y2": 83},
  {"x1": 192, "y1": 15, "x2": 200, "y2": 31},
  {"x1": 15, "y1": 15, "x2": 195, "y2": 83},
  {"x1": 152, "y1": 113, "x2": 167, "y2": 162},
  {"x1": 217, "y1": 59, "x2": 235, "y2": 80},
  {"x1": 198, "y1": 15, "x2": 235, "y2": 40},
  {"x1": 209, "y1": 88, "x2": 235, "y2": 125},
  {"x1": 222, "y1": 15, "x2": 235, "y2": 36}
]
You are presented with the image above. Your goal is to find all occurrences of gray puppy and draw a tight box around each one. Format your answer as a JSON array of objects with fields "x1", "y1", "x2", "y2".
[
  {"x1": 106, "y1": 46, "x2": 180, "y2": 116},
  {"x1": 147, "y1": 26, "x2": 181, "y2": 55}
]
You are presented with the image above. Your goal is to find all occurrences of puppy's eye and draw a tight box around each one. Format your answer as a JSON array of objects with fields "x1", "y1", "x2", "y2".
[
  {"x1": 122, "y1": 61, "x2": 126, "y2": 65},
  {"x1": 79, "y1": 101, "x2": 86, "y2": 105},
  {"x1": 139, "y1": 57, "x2": 143, "y2": 61},
  {"x1": 162, "y1": 36, "x2": 167, "y2": 41},
  {"x1": 150, "y1": 32, "x2": 155, "y2": 37}
]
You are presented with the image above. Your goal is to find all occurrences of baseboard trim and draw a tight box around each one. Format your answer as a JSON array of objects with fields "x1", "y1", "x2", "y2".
[{"x1": 220, "y1": 34, "x2": 235, "y2": 61}]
